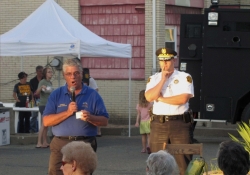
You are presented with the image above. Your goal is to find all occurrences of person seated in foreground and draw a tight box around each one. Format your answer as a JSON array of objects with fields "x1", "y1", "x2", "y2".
[
  {"x1": 218, "y1": 140, "x2": 249, "y2": 175},
  {"x1": 60, "y1": 141, "x2": 97, "y2": 175},
  {"x1": 146, "y1": 150, "x2": 179, "y2": 175}
]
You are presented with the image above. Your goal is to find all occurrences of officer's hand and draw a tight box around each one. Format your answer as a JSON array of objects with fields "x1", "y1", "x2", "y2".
[
  {"x1": 67, "y1": 102, "x2": 78, "y2": 116},
  {"x1": 81, "y1": 110, "x2": 90, "y2": 122},
  {"x1": 161, "y1": 67, "x2": 173, "y2": 79},
  {"x1": 157, "y1": 93, "x2": 164, "y2": 102}
]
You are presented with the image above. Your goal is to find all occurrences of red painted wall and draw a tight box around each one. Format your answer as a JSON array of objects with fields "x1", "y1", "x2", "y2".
[
  {"x1": 80, "y1": 1, "x2": 145, "y2": 80},
  {"x1": 79, "y1": 1, "x2": 202, "y2": 79}
]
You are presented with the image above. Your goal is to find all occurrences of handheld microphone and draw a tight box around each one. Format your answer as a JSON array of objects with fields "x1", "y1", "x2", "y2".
[{"x1": 70, "y1": 87, "x2": 76, "y2": 102}]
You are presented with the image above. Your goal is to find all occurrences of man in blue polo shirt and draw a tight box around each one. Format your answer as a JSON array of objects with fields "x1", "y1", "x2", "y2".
[{"x1": 43, "y1": 58, "x2": 109, "y2": 175}]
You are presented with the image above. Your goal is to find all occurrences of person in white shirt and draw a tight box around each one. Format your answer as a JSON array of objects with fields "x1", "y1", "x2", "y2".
[
  {"x1": 82, "y1": 68, "x2": 101, "y2": 136},
  {"x1": 145, "y1": 47, "x2": 194, "y2": 175}
]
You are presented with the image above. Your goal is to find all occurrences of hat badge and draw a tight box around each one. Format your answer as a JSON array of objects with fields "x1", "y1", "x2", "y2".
[
  {"x1": 158, "y1": 48, "x2": 174, "y2": 58},
  {"x1": 162, "y1": 48, "x2": 167, "y2": 54}
]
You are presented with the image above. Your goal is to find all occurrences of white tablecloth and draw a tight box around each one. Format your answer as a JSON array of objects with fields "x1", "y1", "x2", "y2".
[{"x1": 13, "y1": 107, "x2": 41, "y2": 133}]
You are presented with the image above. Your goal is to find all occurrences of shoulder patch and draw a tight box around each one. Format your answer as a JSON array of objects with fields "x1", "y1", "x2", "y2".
[
  {"x1": 186, "y1": 76, "x2": 192, "y2": 83},
  {"x1": 174, "y1": 79, "x2": 179, "y2": 84},
  {"x1": 147, "y1": 77, "x2": 151, "y2": 83}
]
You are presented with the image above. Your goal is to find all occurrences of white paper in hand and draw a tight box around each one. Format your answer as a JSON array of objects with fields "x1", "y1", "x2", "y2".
[{"x1": 76, "y1": 111, "x2": 82, "y2": 119}]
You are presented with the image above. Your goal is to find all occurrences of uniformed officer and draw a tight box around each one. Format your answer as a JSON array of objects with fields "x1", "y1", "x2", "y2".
[{"x1": 145, "y1": 47, "x2": 194, "y2": 175}]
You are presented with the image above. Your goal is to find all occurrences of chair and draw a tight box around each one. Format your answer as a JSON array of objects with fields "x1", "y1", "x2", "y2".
[
  {"x1": 163, "y1": 143, "x2": 205, "y2": 175},
  {"x1": 163, "y1": 142, "x2": 203, "y2": 157}
]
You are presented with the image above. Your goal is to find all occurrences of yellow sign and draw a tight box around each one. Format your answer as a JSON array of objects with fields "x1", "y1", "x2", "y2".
[{"x1": 18, "y1": 85, "x2": 31, "y2": 96}]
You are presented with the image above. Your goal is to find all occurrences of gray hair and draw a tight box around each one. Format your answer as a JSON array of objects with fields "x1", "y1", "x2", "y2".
[
  {"x1": 62, "y1": 58, "x2": 83, "y2": 73},
  {"x1": 36, "y1": 65, "x2": 43, "y2": 71},
  {"x1": 61, "y1": 141, "x2": 97, "y2": 174},
  {"x1": 146, "y1": 150, "x2": 179, "y2": 175}
]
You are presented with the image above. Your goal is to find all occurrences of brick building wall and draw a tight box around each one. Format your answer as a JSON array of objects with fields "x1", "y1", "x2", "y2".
[
  {"x1": 145, "y1": 0, "x2": 153, "y2": 79},
  {"x1": 145, "y1": 0, "x2": 165, "y2": 78}
]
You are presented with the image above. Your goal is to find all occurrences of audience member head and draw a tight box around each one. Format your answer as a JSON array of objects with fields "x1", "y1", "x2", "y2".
[
  {"x1": 82, "y1": 68, "x2": 90, "y2": 85},
  {"x1": 18, "y1": 72, "x2": 28, "y2": 84},
  {"x1": 42, "y1": 67, "x2": 53, "y2": 80},
  {"x1": 60, "y1": 141, "x2": 97, "y2": 175},
  {"x1": 146, "y1": 150, "x2": 179, "y2": 175},
  {"x1": 218, "y1": 140, "x2": 249, "y2": 175},
  {"x1": 139, "y1": 90, "x2": 148, "y2": 108},
  {"x1": 36, "y1": 65, "x2": 44, "y2": 78}
]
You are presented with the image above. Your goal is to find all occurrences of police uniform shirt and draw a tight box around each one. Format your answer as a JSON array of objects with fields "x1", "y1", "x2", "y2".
[
  {"x1": 145, "y1": 70, "x2": 194, "y2": 115},
  {"x1": 89, "y1": 77, "x2": 98, "y2": 90}
]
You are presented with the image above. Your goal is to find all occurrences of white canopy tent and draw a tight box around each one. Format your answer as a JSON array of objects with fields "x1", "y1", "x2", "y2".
[
  {"x1": 0, "y1": 0, "x2": 133, "y2": 136},
  {"x1": 0, "y1": 0, "x2": 131, "y2": 58}
]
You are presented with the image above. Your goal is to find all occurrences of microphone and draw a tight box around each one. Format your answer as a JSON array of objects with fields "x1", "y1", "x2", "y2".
[{"x1": 70, "y1": 87, "x2": 76, "y2": 102}]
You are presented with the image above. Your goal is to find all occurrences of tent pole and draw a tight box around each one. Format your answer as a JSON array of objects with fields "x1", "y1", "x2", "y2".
[
  {"x1": 152, "y1": 0, "x2": 156, "y2": 74},
  {"x1": 128, "y1": 57, "x2": 131, "y2": 137},
  {"x1": 78, "y1": 40, "x2": 81, "y2": 59},
  {"x1": 58, "y1": 71, "x2": 60, "y2": 87},
  {"x1": 21, "y1": 56, "x2": 23, "y2": 71}
]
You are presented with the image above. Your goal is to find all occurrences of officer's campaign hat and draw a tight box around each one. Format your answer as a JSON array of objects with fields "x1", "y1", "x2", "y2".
[{"x1": 156, "y1": 48, "x2": 177, "y2": 61}]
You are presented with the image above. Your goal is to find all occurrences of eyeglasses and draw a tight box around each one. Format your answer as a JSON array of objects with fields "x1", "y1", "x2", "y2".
[
  {"x1": 64, "y1": 71, "x2": 81, "y2": 77},
  {"x1": 61, "y1": 161, "x2": 68, "y2": 166}
]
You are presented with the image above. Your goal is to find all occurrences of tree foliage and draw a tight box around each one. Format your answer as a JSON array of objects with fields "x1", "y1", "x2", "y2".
[{"x1": 228, "y1": 122, "x2": 250, "y2": 154}]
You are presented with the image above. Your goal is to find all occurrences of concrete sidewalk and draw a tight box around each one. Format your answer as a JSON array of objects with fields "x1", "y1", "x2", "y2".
[
  {"x1": 9, "y1": 121, "x2": 239, "y2": 145},
  {"x1": 0, "y1": 135, "x2": 228, "y2": 175}
]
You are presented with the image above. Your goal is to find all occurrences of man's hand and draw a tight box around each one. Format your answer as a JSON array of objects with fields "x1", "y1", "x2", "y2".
[
  {"x1": 67, "y1": 102, "x2": 78, "y2": 116},
  {"x1": 81, "y1": 110, "x2": 90, "y2": 122}
]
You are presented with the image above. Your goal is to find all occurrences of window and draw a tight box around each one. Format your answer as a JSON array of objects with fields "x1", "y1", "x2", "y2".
[
  {"x1": 185, "y1": 24, "x2": 202, "y2": 38},
  {"x1": 165, "y1": 27, "x2": 176, "y2": 51}
]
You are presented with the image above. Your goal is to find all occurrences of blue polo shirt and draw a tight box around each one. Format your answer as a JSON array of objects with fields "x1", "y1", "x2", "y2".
[{"x1": 43, "y1": 84, "x2": 109, "y2": 136}]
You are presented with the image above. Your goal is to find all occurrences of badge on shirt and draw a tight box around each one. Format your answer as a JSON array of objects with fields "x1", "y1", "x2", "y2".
[
  {"x1": 82, "y1": 102, "x2": 88, "y2": 109},
  {"x1": 174, "y1": 79, "x2": 179, "y2": 84},
  {"x1": 147, "y1": 77, "x2": 151, "y2": 83},
  {"x1": 58, "y1": 104, "x2": 67, "y2": 107},
  {"x1": 187, "y1": 76, "x2": 192, "y2": 83}
]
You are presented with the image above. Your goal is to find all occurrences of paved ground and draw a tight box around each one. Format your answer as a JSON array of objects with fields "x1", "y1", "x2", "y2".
[{"x1": 0, "y1": 135, "x2": 231, "y2": 175}]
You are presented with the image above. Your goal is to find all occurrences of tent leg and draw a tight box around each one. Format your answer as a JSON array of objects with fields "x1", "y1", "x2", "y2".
[{"x1": 128, "y1": 58, "x2": 131, "y2": 137}]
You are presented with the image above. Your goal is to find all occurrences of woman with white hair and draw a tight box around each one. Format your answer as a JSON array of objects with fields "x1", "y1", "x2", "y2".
[
  {"x1": 60, "y1": 141, "x2": 97, "y2": 175},
  {"x1": 146, "y1": 150, "x2": 179, "y2": 175}
]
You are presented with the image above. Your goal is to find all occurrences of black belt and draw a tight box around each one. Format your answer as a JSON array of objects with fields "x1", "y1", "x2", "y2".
[
  {"x1": 151, "y1": 114, "x2": 184, "y2": 123},
  {"x1": 56, "y1": 136, "x2": 95, "y2": 141}
]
